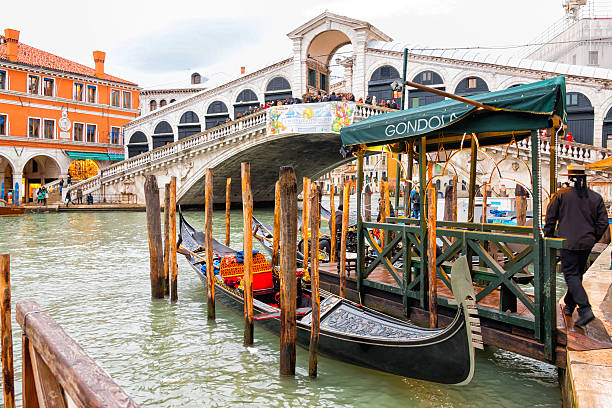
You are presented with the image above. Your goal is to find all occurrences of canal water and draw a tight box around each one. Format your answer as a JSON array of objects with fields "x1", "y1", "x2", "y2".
[{"x1": 0, "y1": 210, "x2": 561, "y2": 407}]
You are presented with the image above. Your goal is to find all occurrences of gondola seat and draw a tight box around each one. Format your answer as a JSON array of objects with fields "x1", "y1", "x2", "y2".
[{"x1": 219, "y1": 253, "x2": 274, "y2": 294}]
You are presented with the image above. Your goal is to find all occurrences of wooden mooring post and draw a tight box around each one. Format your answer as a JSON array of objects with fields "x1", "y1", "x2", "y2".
[
  {"x1": 241, "y1": 162, "x2": 254, "y2": 346},
  {"x1": 426, "y1": 187, "x2": 438, "y2": 328},
  {"x1": 163, "y1": 183, "x2": 171, "y2": 296},
  {"x1": 272, "y1": 181, "x2": 281, "y2": 268},
  {"x1": 339, "y1": 183, "x2": 350, "y2": 298},
  {"x1": 279, "y1": 166, "x2": 298, "y2": 376},
  {"x1": 144, "y1": 175, "x2": 164, "y2": 299},
  {"x1": 205, "y1": 169, "x2": 215, "y2": 320},
  {"x1": 225, "y1": 178, "x2": 231, "y2": 247},
  {"x1": 169, "y1": 176, "x2": 178, "y2": 302},
  {"x1": 0, "y1": 254, "x2": 15, "y2": 408},
  {"x1": 329, "y1": 184, "x2": 336, "y2": 264},
  {"x1": 308, "y1": 184, "x2": 321, "y2": 377},
  {"x1": 364, "y1": 184, "x2": 371, "y2": 222},
  {"x1": 302, "y1": 178, "x2": 310, "y2": 269},
  {"x1": 17, "y1": 301, "x2": 139, "y2": 408}
]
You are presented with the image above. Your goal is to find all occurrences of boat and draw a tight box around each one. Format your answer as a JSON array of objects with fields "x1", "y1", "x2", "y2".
[
  {"x1": 0, "y1": 199, "x2": 25, "y2": 216},
  {"x1": 179, "y1": 211, "x2": 481, "y2": 384}
]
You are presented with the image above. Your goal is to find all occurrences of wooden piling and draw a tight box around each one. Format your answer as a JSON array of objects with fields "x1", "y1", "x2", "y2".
[
  {"x1": 451, "y1": 174, "x2": 458, "y2": 221},
  {"x1": 169, "y1": 176, "x2": 178, "y2": 302},
  {"x1": 225, "y1": 178, "x2": 231, "y2": 246},
  {"x1": 482, "y1": 184, "x2": 488, "y2": 224},
  {"x1": 339, "y1": 183, "x2": 350, "y2": 298},
  {"x1": 384, "y1": 180, "x2": 390, "y2": 247},
  {"x1": 328, "y1": 185, "x2": 336, "y2": 264},
  {"x1": 364, "y1": 184, "x2": 372, "y2": 222},
  {"x1": 0, "y1": 254, "x2": 15, "y2": 408},
  {"x1": 516, "y1": 194, "x2": 527, "y2": 226},
  {"x1": 205, "y1": 169, "x2": 215, "y2": 320},
  {"x1": 379, "y1": 179, "x2": 387, "y2": 245},
  {"x1": 144, "y1": 175, "x2": 164, "y2": 299},
  {"x1": 426, "y1": 188, "x2": 437, "y2": 328},
  {"x1": 241, "y1": 163, "x2": 254, "y2": 346},
  {"x1": 308, "y1": 184, "x2": 321, "y2": 377},
  {"x1": 272, "y1": 181, "x2": 281, "y2": 268},
  {"x1": 163, "y1": 184, "x2": 171, "y2": 296},
  {"x1": 302, "y1": 178, "x2": 310, "y2": 269},
  {"x1": 279, "y1": 166, "x2": 298, "y2": 376}
]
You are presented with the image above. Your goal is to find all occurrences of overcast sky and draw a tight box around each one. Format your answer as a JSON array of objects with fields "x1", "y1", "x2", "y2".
[{"x1": 2, "y1": 0, "x2": 569, "y2": 89}]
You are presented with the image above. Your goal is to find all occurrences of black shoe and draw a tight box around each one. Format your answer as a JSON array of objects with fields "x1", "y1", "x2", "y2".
[
  {"x1": 575, "y1": 309, "x2": 595, "y2": 327},
  {"x1": 562, "y1": 305, "x2": 575, "y2": 316}
]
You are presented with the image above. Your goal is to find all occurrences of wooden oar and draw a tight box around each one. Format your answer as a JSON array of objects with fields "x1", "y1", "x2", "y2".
[{"x1": 177, "y1": 246, "x2": 207, "y2": 263}]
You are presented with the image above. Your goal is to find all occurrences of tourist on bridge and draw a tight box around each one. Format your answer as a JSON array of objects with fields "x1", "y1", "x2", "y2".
[
  {"x1": 76, "y1": 189, "x2": 83, "y2": 205},
  {"x1": 544, "y1": 165, "x2": 609, "y2": 326},
  {"x1": 59, "y1": 178, "x2": 64, "y2": 195},
  {"x1": 65, "y1": 189, "x2": 72, "y2": 207}
]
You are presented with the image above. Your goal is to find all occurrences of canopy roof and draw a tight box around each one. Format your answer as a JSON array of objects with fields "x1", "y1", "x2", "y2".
[
  {"x1": 341, "y1": 76, "x2": 566, "y2": 152},
  {"x1": 586, "y1": 155, "x2": 612, "y2": 171}
]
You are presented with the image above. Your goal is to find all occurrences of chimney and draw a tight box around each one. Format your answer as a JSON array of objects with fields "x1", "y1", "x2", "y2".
[
  {"x1": 4, "y1": 29, "x2": 20, "y2": 62},
  {"x1": 93, "y1": 50, "x2": 105, "y2": 78},
  {"x1": 240, "y1": 66, "x2": 246, "y2": 75}
]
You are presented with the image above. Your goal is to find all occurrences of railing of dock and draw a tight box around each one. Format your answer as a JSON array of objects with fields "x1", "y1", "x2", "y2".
[{"x1": 16, "y1": 301, "x2": 140, "y2": 408}]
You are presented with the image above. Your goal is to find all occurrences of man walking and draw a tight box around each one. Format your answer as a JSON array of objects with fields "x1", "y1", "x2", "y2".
[
  {"x1": 329, "y1": 203, "x2": 343, "y2": 262},
  {"x1": 544, "y1": 165, "x2": 609, "y2": 326}
]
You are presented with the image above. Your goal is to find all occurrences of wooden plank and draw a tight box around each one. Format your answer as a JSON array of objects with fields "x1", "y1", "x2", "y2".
[
  {"x1": 426, "y1": 188, "x2": 437, "y2": 328},
  {"x1": 279, "y1": 166, "x2": 298, "y2": 376},
  {"x1": 0, "y1": 254, "x2": 15, "y2": 408},
  {"x1": 225, "y1": 178, "x2": 231, "y2": 247},
  {"x1": 272, "y1": 181, "x2": 281, "y2": 268},
  {"x1": 302, "y1": 177, "x2": 310, "y2": 269},
  {"x1": 339, "y1": 183, "x2": 350, "y2": 298},
  {"x1": 30, "y1": 341, "x2": 67, "y2": 408},
  {"x1": 309, "y1": 183, "x2": 321, "y2": 377},
  {"x1": 144, "y1": 175, "x2": 164, "y2": 299},
  {"x1": 205, "y1": 169, "x2": 215, "y2": 320},
  {"x1": 169, "y1": 176, "x2": 178, "y2": 302},
  {"x1": 241, "y1": 163, "x2": 254, "y2": 346},
  {"x1": 22, "y1": 334, "x2": 40, "y2": 408},
  {"x1": 163, "y1": 183, "x2": 170, "y2": 296},
  {"x1": 329, "y1": 184, "x2": 336, "y2": 263},
  {"x1": 16, "y1": 301, "x2": 140, "y2": 408}
]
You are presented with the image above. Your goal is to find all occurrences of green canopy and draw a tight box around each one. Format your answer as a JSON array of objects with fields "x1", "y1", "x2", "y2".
[
  {"x1": 341, "y1": 76, "x2": 566, "y2": 152},
  {"x1": 66, "y1": 151, "x2": 125, "y2": 161}
]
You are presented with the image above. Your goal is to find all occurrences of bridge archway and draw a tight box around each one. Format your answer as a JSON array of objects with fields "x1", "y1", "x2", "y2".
[
  {"x1": 407, "y1": 70, "x2": 445, "y2": 108},
  {"x1": 265, "y1": 76, "x2": 292, "y2": 103},
  {"x1": 567, "y1": 92, "x2": 594, "y2": 145},
  {"x1": 178, "y1": 111, "x2": 201, "y2": 140},
  {"x1": 152, "y1": 121, "x2": 174, "y2": 149},
  {"x1": 21, "y1": 155, "x2": 61, "y2": 202},
  {"x1": 234, "y1": 89, "x2": 259, "y2": 117},
  {"x1": 127, "y1": 131, "x2": 149, "y2": 158},
  {"x1": 368, "y1": 65, "x2": 401, "y2": 106},
  {"x1": 454, "y1": 76, "x2": 489, "y2": 97},
  {"x1": 205, "y1": 101, "x2": 230, "y2": 130},
  {"x1": 306, "y1": 30, "x2": 352, "y2": 94}
]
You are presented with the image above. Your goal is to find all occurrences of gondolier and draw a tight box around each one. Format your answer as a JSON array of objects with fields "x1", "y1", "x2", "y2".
[{"x1": 543, "y1": 165, "x2": 609, "y2": 326}]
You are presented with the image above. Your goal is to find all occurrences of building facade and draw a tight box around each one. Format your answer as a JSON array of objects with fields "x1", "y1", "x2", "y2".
[{"x1": 0, "y1": 29, "x2": 139, "y2": 203}]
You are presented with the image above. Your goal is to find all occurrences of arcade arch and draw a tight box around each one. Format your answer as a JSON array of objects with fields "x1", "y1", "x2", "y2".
[
  {"x1": 127, "y1": 131, "x2": 149, "y2": 158},
  {"x1": 205, "y1": 101, "x2": 230, "y2": 130},
  {"x1": 152, "y1": 121, "x2": 174, "y2": 149},
  {"x1": 603, "y1": 106, "x2": 612, "y2": 148},
  {"x1": 0, "y1": 154, "x2": 15, "y2": 200},
  {"x1": 22, "y1": 155, "x2": 61, "y2": 202},
  {"x1": 150, "y1": 101, "x2": 157, "y2": 111},
  {"x1": 160, "y1": 100, "x2": 167, "y2": 108},
  {"x1": 408, "y1": 70, "x2": 445, "y2": 108},
  {"x1": 368, "y1": 65, "x2": 401, "y2": 105},
  {"x1": 567, "y1": 92, "x2": 594, "y2": 145},
  {"x1": 264, "y1": 77, "x2": 292, "y2": 102},
  {"x1": 178, "y1": 111, "x2": 201, "y2": 140},
  {"x1": 234, "y1": 89, "x2": 259, "y2": 116},
  {"x1": 306, "y1": 30, "x2": 352, "y2": 93},
  {"x1": 454, "y1": 76, "x2": 489, "y2": 97}
]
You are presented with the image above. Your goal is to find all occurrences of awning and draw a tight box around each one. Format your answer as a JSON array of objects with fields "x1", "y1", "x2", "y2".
[
  {"x1": 340, "y1": 76, "x2": 566, "y2": 152},
  {"x1": 587, "y1": 156, "x2": 612, "y2": 171},
  {"x1": 66, "y1": 151, "x2": 125, "y2": 161}
]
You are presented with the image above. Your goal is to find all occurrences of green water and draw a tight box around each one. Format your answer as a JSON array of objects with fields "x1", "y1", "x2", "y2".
[{"x1": 0, "y1": 211, "x2": 561, "y2": 407}]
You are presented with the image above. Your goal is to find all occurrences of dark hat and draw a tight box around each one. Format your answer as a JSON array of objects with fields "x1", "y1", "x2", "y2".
[{"x1": 561, "y1": 165, "x2": 586, "y2": 177}]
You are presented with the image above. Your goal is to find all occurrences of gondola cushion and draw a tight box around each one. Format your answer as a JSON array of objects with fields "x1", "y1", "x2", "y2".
[{"x1": 219, "y1": 253, "x2": 273, "y2": 292}]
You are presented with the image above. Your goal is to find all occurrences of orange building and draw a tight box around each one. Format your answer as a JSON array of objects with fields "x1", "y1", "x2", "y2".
[{"x1": 0, "y1": 28, "x2": 139, "y2": 203}]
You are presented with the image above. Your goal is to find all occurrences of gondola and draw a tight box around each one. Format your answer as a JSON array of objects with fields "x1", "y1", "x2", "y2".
[
  {"x1": 0, "y1": 199, "x2": 25, "y2": 216},
  {"x1": 179, "y1": 211, "x2": 480, "y2": 384}
]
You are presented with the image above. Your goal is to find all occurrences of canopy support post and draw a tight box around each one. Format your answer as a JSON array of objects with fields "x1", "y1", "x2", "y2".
[
  {"x1": 400, "y1": 48, "x2": 408, "y2": 110},
  {"x1": 468, "y1": 137, "x2": 477, "y2": 223},
  {"x1": 356, "y1": 152, "x2": 364, "y2": 302},
  {"x1": 406, "y1": 144, "x2": 413, "y2": 217},
  {"x1": 419, "y1": 136, "x2": 427, "y2": 308},
  {"x1": 531, "y1": 131, "x2": 544, "y2": 343}
]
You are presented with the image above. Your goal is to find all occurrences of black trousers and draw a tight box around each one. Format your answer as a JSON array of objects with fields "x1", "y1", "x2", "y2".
[{"x1": 560, "y1": 249, "x2": 591, "y2": 313}]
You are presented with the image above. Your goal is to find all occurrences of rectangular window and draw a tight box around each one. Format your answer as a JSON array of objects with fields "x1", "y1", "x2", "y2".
[
  {"x1": 110, "y1": 127, "x2": 120, "y2": 144},
  {"x1": 86, "y1": 124, "x2": 96, "y2": 143},
  {"x1": 28, "y1": 75, "x2": 40, "y2": 94},
  {"x1": 423, "y1": 71, "x2": 432, "y2": 81},
  {"x1": 73, "y1": 122, "x2": 84, "y2": 142},
  {"x1": 0, "y1": 114, "x2": 6, "y2": 136},
  {"x1": 87, "y1": 85, "x2": 97, "y2": 103},
  {"x1": 308, "y1": 69, "x2": 317, "y2": 87},
  {"x1": 467, "y1": 78, "x2": 477, "y2": 89},
  {"x1": 73, "y1": 83, "x2": 84, "y2": 101},
  {"x1": 43, "y1": 78, "x2": 54, "y2": 97},
  {"x1": 123, "y1": 91, "x2": 132, "y2": 109},
  {"x1": 0, "y1": 71, "x2": 6, "y2": 90},
  {"x1": 28, "y1": 118, "x2": 40, "y2": 138},
  {"x1": 319, "y1": 73, "x2": 328, "y2": 91},
  {"x1": 411, "y1": 97, "x2": 419, "y2": 108},
  {"x1": 111, "y1": 90, "x2": 120, "y2": 107},
  {"x1": 567, "y1": 94, "x2": 578, "y2": 106},
  {"x1": 572, "y1": 54, "x2": 577, "y2": 65},
  {"x1": 43, "y1": 119, "x2": 55, "y2": 139},
  {"x1": 589, "y1": 51, "x2": 599, "y2": 66}
]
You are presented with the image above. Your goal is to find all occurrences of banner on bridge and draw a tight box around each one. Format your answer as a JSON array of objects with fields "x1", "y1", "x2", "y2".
[{"x1": 266, "y1": 102, "x2": 354, "y2": 135}]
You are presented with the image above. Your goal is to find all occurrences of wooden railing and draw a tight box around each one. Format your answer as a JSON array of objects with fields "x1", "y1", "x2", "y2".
[{"x1": 16, "y1": 301, "x2": 139, "y2": 408}]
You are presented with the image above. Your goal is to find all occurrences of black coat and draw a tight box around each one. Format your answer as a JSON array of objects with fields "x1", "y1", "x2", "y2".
[
  {"x1": 330, "y1": 210, "x2": 343, "y2": 236},
  {"x1": 543, "y1": 187, "x2": 609, "y2": 250}
]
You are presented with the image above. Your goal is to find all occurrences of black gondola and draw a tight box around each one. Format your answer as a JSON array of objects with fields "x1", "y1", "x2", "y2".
[{"x1": 179, "y1": 212, "x2": 480, "y2": 385}]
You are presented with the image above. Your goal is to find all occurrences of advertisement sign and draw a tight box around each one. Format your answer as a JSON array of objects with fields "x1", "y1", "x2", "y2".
[{"x1": 266, "y1": 102, "x2": 354, "y2": 135}]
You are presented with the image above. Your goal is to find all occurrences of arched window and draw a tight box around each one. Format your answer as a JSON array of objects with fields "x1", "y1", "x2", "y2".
[
  {"x1": 454, "y1": 77, "x2": 489, "y2": 97},
  {"x1": 160, "y1": 100, "x2": 167, "y2": 108},
  {"x1": 152, "y1": 121, "x2": 174, "y2": 149},
  {"x1": 368, "y1": 65, "x2": 401, "y2": 106},
  {"x1": 234, "y1": 89, "x2": 259, "y2": 116},
  {"x1": 127, "y1": 131, "x2": 149, "y2": 158},
  {"x1": 170, "y1": 99, "x2": 176, "y2": 103},
  {"x1": 264, "y1": 76, "x2": 292, "y2": 102},
  {"x1": 150, "y1": 100, "x2": 157, "y2": 111},
  {"x1": 407, "y1": 70, "x2": 445, "y2": 108},
  {"x1": 178, "y1": 111, "x2": 201, "y2": 140},
  {"x1": 567, "y1": 92, "x2": 594, "y2": 145},
  {"x1": 191, "y1": 72, "x2": 201, "y2": 85},
  {"x1": 205, "y1": 101, "x2": 230, "y2": 130}
]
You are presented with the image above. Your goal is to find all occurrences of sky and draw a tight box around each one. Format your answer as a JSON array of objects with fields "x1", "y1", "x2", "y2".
[{"x1": 1, "y1": 0, "x2": 571, "y2": 90}]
